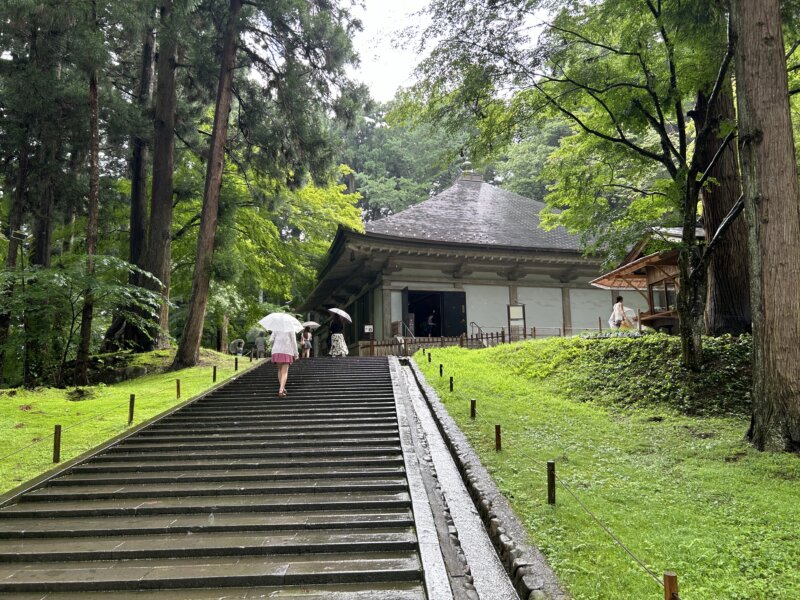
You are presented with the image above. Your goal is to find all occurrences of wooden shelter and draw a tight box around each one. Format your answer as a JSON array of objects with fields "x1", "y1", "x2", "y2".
[{"x1": 589, "y1": 248, "x2": 680, "y2": 332}]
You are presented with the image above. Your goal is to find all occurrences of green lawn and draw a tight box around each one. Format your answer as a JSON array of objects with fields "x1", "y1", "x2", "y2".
[
  {"x1": 0, "y1": 350, "x2": 261, "y2": 496},
  {"x1": 416, "y1": 341, "x2": 800, "y2": 600}
]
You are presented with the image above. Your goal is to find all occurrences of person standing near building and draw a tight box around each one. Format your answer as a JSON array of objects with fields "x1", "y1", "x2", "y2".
[
  {"x1": 300, "y1": 326, "x2": 313, "y2": 359},
  {"x1": 329, "y1": 315, "x2": 348, "y2": 357},
  {"x1": 610, "y1": 296, "x2": 631, "y2": 329}
]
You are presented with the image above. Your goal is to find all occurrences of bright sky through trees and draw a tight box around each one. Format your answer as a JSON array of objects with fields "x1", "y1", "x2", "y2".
[{"x1": 350, "y1": 0, "x2": 429, "y2": 101}]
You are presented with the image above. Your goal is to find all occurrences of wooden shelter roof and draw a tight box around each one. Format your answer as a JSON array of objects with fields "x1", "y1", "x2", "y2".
[{"x1": 589, "y1": 249, "x2": 679, "y2": 291}]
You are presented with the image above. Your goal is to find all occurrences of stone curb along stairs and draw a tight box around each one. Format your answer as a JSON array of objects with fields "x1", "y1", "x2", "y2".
[
  {"x1": 403, "y1": 358, "x2": 569, "y2": 600},
  {"x1": 0, "y1": 357, "x2": 428, "y2": 599}
]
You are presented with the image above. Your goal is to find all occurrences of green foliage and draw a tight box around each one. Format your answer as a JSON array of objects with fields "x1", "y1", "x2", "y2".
[
  {"x1": 487, "y1": 334, "x2": 752, "y2": 416},
  {"x1": 0, "y1": 256, "x2": 162, "y2": 387},
  {"x1": 339, "y1": 102, "x2": 465, "y2": 220},
  {"x1": 415, "y1": 341, "x2": 798, "y2": 600}
]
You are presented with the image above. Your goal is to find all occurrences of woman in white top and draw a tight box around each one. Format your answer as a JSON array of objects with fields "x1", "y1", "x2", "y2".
[
  {"x1": 610, "y1": 296, "x2": 629, "y2": 329},
  {"x1": 270, "y1": 330, "x2": 299, "y2": 397}
]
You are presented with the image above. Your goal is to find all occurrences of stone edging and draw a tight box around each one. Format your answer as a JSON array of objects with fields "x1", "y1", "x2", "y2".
[{"x1": 403, "y1": 358, "x2": 569, "y2": 600}]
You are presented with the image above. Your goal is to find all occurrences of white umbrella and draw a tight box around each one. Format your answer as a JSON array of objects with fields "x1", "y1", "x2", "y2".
[
  {"x1": 258, "y1": 313, "x2": 303, "y2": 333},
  {"x1": 302, "y1": 321, "x2": 321, "y2": 329},
  {"x1": 328, "y1": 308, "x2": 352, "y2": 324}
]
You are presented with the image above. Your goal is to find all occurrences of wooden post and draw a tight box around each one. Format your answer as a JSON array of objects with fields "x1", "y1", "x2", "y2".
[
  {"x1": 128, "y1": 394, "x2": 135, "y2": 425},
  {"x1": 663, "y1": 572, "x2": 678, "y2": 600},
  {"x1": 440, "y1": 335, "x2": 444, "y2": 347},
  {"x1": 176, "y1": 379, "x2": 181, "y2": 399},
  {"x1": 449, "y1": 376, "x2": 453, "y2": 392},
  {"x1": 598, "y1": 316, "x2": 602, "y2": 332},
  {"x1": 547, "y1": 460, "x2": 556, "y2": 505},
  {"x1": 234, "y1": 357, "x2": 238, "y2": 371},
  {"x1": 470, "y1": 399, "x2": 476, "y2": 419},
  {"x1": 428, "y1": 352, "x2": 432, "y2": 363},
  {"x1": 439, "y1": 364, "x2": 443, "y2": 377},
  {"x1": 213, "y1": 365, "x2": 217, "y2": 382},
  {"x1": 495, "y1": 425, "x2": 502, "y2": 451},
  {"x1": 533, "y1": 326, "x2": 537, "y2": 339},
  {"x1": 501, "y1": 329, "x2": 506, "y2": 343},
  {"x1": 53, "y1": 424, "x2": 62, "y2": 463},
  {"x1": 370, "y1": 336, "x2": 375, "y2": 357},
  {"x1": 249, "y1": 351, "x2": 253, "y2": 362},
  {"x1": 638, "y1": 309, "x2": 643, "y2": 332}
]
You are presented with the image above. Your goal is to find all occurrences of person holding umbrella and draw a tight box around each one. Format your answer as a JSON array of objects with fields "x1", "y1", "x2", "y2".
[
  {"x1": 258, "y1": 313, "x2": 301, "y2": 397},
  {"x1": 328, "y1": 308, "x2": 351, "y2": 357}
]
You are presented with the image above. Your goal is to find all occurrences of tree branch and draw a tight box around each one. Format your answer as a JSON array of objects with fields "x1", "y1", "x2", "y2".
[
  {"x1": 696, "y1": 128, "x2": 737, "y2": 190},
  {"x1": 690, "y1": 194, "x2": 744, "y2": 282}
]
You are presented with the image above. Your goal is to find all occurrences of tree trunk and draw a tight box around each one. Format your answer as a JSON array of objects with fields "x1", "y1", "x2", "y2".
[
  {"x1": 172, "y1": 0, "x2": 242, "y2": 369},
  {"x1": 130, "y1": 25, "x2": 155, "y2": 272},
  {"x1": 216, "y1": 314, "x2": 229, "y2": 353},
  {"x1": 732, "y1": 0, "x2": 800, "y2": 451},
  {"x1": 677, "y1": 243, "x2": 706, "y2": 371},
  {"x1": 74, "y1": 65, "x2": 100, "y2": 386},
  {"x1": 102, "y1": 24, "x2": 156, "y2": 351},
  {"x1": 695, "y1": 84, "x2": 751, "y2": 336},
  {"x1": 139, "y1": 0, "x2": 178, "y2": 350},
  {"x1": 0, "y1": 143, "x2": 29, "y2": 382}
]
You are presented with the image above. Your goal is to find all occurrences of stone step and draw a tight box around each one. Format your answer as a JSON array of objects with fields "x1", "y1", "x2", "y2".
[
  {"x1": 70, "y1": 456, "x2": 404, "y2": 473},
  {"x1": 136, "y1": 425, "x2": 399, "y2": 437},
  {"x1": 111, "y1": 438, "x2": 400, "y2": 453},
  {"x1": 49, "y1": 465, "x2": 405, "y2": 486},
  {"x1": 176, "y1": 407, "x2": 398, "y2": 417},
  {"x1": 0, "y1": 491, "x2": 412, "y2": 518},
  {"x1": 182, "y1": 399, "x2": 397, "y2": 409},
  {"x1": 22, "y1": 478, "x2": 409, "y2": 502},
  {"x1": 88, "y1": 446, "x2": 402, "y2": 461},
  {"x1": 0, "y1": 509, "x2": 414, "y2": 539},
  {"x1": 0, "y1": 528, "x2": 418, "y2": 562},
  {"x1": 0, "y1": 550, "x2": 422, "y2": 592},
  {"x1": 0, "y1": 581, "x2": 426, "y2": 600},
  {"x1": 157, "y1": 416, "x2": 398, "y2": 426}
]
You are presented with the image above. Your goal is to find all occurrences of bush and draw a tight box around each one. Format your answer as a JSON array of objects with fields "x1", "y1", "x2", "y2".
[{"x1": 484, "y1": 334, "x2": 752, "y2": 416}]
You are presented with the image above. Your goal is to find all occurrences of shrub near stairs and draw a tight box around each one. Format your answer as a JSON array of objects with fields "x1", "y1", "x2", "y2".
[{"x1": 485, "y1": 334, "x2": 752, "y2": 416}]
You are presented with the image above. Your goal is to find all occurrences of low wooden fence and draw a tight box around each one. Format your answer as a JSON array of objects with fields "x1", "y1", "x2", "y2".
[{"x1": 356, "y1": 319, "x2": 640, "y2": 356}]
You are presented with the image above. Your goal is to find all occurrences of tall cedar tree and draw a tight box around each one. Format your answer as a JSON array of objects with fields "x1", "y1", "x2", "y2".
[
  {"x1": 172, "y1": 0, "x2": 363, "y2": 368},
  {"x1": 732, "y1": 0, "x2": 800, "y2": 450}
]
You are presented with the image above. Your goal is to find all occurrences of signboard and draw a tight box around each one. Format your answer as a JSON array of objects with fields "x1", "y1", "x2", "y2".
[
  {"x1": 364, "y1": 325, "x2": 374, "y2": 333},
  {"x1": 508, "y1": 305, "x2": 524, "y2": 320}
]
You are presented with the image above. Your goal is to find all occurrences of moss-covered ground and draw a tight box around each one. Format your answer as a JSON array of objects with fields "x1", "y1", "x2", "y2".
[
  {"x1": 416, "y1": 334, "x2": 799, "y2": 600},
  {"x1": 0, "y1": 349, "x2": 257, "y2": 495}
]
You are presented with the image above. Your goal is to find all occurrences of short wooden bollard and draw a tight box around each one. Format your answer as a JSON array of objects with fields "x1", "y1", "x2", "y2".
[
  {"x1": 449, "y1": 376, "x2": 454, "y2": 392},
  {"x1": 495, "y1": 424, "x2": 502, "y2": 451},
  {"x1": 53, "y1": 424, "x2": 62, "y2": 463},
  {"x1": 547, "y1": 460, "x2": 556, "y2": 505},
  {"x1": 213, "y1": 365, "x2": 217, "y2": 382},
  {"x1": 532, "y1": 326, "x2": 537, "y2": 339},
  {"x1": 249, "y1": 352, "x2": 253, "y2": 362},
  {"x1": 439, "y1": 364, "x2": 443, "y2": 377},
  {"x1": 470, "y1": 399, "x2": 476, "y2": 419},
  {"x1": 128, "y1": 394, "x2": 135, "y2": 425},
  {"x1": 428, "y1": 353, "x2": 431, "y2": 363},
  {"x1": 235, "y1": 357, "x2": 239, "y2": 371},
  {"x1": 598, "y1": 316, "x2": 602, "y2": 332},
  {"x1": 176, "y1": 379, "x2": 181, "y2": 399},
  {"x1": 664, "y1": 572, "x2": 678, "y2": 600}
]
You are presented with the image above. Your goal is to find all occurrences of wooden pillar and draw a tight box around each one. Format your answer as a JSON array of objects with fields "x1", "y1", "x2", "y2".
[{"x1": 561, "y1": 287, "x2": 572, "y2": 337}]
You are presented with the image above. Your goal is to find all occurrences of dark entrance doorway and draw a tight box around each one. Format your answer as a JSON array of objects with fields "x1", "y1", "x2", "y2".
[{"x1": 407, "y1": 291, "x2": 466, "y2": 337}]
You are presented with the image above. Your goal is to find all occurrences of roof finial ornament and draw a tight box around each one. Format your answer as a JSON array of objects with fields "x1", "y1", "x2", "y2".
[{"x1": 461, "y1": 157, "x2": 474, "y2": 174}]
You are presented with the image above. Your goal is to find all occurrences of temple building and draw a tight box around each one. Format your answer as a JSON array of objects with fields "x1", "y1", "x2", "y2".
[{"x1": 300, "y1": 172, "x2": 646, "y2": 354}]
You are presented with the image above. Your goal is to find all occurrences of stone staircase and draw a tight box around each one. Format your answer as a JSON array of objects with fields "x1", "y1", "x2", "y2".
[{"x1": 0, "y1": 357, "x2": 428, "y2": 599}]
